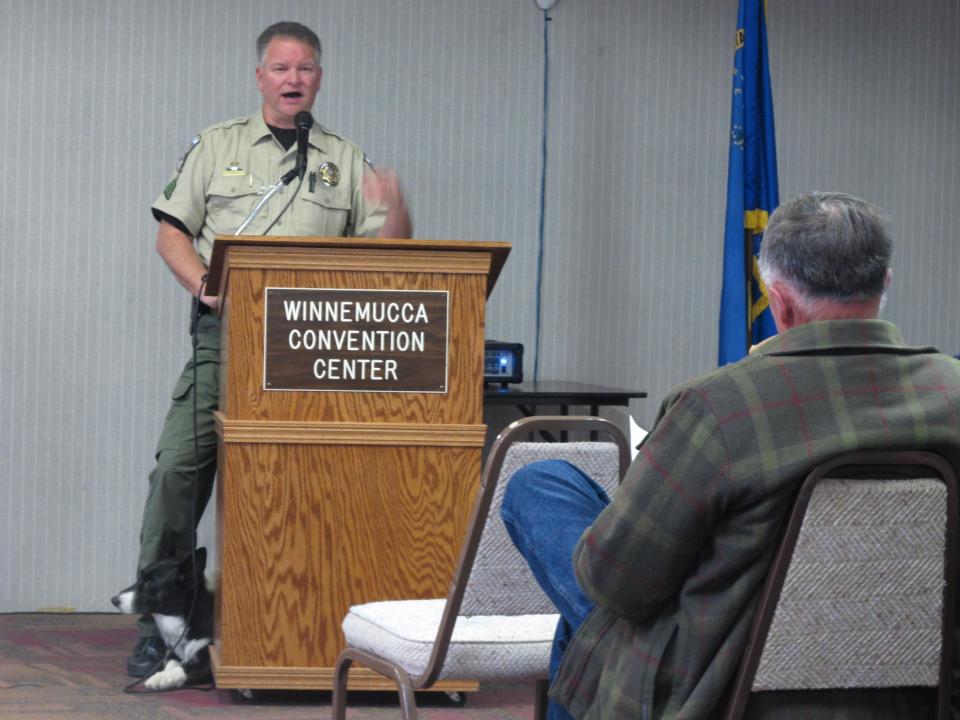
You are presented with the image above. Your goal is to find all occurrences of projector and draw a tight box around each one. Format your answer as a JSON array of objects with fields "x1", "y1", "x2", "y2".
[{"x1": 484, "y1": 341, "x2": 524, "y2": 385}]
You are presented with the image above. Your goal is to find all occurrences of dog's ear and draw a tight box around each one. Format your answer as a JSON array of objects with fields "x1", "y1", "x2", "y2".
[
  {"x1": 194, "y1": 547, "x2": 207, "y2": 574},
  {"x1": 174, "y1": 547, "x2": 207, "y2": 585}
]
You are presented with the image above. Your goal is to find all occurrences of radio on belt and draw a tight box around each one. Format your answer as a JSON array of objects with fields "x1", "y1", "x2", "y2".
[{"x1": 484, "y1": 340, "x2": 523, "y2": 386}]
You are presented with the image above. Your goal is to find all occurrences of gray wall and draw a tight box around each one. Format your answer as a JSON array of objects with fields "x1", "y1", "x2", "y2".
[{"x1": 1, "y1": 0, "x2": 958, "y2": 611}]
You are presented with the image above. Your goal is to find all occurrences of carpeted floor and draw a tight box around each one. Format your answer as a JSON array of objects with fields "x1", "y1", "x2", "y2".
[{"x1": 0, "y1": 613, "x2": 536, "y2": 719}]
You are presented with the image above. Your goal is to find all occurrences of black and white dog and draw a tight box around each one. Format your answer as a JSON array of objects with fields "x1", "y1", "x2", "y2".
[{"x1": 111, "y1": 547, "x2": 214, "y2": 690}]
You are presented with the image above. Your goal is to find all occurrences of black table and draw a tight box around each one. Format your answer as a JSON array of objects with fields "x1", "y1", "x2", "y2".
[
  {"x1": 483, "y1": 380, "x2": 646, "y2": 415},
  {"x1": 483, "y1": 381, "x2": 647, "y2": 440}
]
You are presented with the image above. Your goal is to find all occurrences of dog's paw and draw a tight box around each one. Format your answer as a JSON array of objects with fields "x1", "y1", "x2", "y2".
[{"x1": 144, "y1": 659, "x2": 187, "y2": 691}]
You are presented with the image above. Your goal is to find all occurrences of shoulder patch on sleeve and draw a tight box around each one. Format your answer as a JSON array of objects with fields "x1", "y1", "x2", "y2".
[
  {"x1": 164, "y1": 134, "x2": 201, "y2": 199},
  {"x1": 175, "y1": 135, "x2": 202, "y2": 173}
]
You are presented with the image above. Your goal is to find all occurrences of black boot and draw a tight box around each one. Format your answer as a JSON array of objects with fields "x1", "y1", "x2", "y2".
[{"x1": 126, "y1": 636, "x2": 167, "y2": 677}]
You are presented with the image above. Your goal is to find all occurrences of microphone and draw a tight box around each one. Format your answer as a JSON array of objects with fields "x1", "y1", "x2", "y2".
[{"x1": 294, "y1": 111, "x2": 313, "y2": 179}]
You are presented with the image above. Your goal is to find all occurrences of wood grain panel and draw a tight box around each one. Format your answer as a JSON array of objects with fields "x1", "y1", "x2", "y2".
[
  {"x1": 216, "y1": 442, "x2": 479, "y2": 669},
  {"x1": 206, "y1": 237, "x2": 510, "y2": 297},
  {"x1": 209, "y1": 646, "x2": 478, "y2": 691},
  {"x1": 224, "y1": 246, "x2": 493, "y2": 277},
  {"x1": 216, "y1": 414, "x2": 486, "y2": 447},
  {"x1": 213, "y1": 241, "x2": 493, "y2": 687}
]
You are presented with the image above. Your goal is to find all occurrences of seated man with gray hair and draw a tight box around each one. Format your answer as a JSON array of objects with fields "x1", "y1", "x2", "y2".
[{"x1": 502, "y1": 192, "x2": 960, "y2": 719}]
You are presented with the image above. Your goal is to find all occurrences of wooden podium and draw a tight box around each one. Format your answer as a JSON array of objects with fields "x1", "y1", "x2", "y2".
[{"x1": 205, "y1": 235, "x2": 510, "y2": 690}]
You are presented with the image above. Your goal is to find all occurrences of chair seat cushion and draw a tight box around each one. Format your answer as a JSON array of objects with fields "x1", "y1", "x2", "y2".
[{"x1": 342, "y1": 598, "x2": 559, "y2": 681}]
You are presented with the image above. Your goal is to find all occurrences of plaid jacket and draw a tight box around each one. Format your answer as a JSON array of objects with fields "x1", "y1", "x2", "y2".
[{"x1": 553, "y1": 320, "x2": 960, "y2": 719}]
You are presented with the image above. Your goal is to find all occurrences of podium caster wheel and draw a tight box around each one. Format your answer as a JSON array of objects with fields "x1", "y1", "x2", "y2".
[{"x1": 235, "y1": 688, "x2": 254, "y2": 700}]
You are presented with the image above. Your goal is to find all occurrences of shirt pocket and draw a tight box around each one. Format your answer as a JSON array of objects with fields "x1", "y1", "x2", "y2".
[
  {"x1": 206, "y1": 176, "x2": 263, "y2": 234},
  {"x1": 298, "y1": 185, "x2": 352, "y2": 237}
]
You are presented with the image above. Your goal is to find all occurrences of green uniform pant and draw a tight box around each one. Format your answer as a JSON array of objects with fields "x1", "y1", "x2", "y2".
[{"x1": 136, "y1": 312, "x2": 220, "y2": 637}]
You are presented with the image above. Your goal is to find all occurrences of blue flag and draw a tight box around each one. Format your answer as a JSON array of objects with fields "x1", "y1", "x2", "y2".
[{"x1": 718, "y1": 0, "x2": 779, "y2": 365}]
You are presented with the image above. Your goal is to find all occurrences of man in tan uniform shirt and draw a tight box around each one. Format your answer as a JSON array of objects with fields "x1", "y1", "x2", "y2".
[{"x1": 128, "y1": 20, "x2": 412, "y2": 677}]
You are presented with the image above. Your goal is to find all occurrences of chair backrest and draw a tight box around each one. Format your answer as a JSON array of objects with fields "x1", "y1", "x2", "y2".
[
  {"x1": 461, "y1": 434, "x2": 626, "y2": 616},
  {"x1": 725, "y1": 451, "x2": 958, "y2": 720},
  {"x1": 416, "y1": 415, "x2": 630, "y2": 686}
]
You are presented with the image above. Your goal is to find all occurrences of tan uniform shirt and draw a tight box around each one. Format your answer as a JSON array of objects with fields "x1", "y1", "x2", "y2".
[{"x1": 152, "y1": 112, "x2": 385, "y2": 265}]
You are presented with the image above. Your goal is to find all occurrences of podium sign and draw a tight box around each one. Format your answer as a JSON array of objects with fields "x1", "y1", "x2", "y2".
[{"x1": 263, "y1": 287, "x2": 449, "y2": 393}]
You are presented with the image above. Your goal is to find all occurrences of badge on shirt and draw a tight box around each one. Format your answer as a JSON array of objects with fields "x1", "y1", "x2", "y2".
[
  {"x1": 163, "y1": 134, "x2": 201, "y2": 200},
  {"x1": 223, "y1": 161, "x2": 247, "y2": 177},
  {"x1": 318, "y1": 162, "x2": 340, "y2": 187}
]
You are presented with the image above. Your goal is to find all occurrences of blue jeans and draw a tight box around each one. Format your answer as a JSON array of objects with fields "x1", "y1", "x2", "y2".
[{"x1": 500, "y1": 460, "x2": 611, "y2": 720}]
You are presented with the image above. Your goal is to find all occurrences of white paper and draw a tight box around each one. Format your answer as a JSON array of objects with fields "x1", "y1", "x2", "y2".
[{"x1": 629, "y1": 415, "x2": 648, "y2": 460}]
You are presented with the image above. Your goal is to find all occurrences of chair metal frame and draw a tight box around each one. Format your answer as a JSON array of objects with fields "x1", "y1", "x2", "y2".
[
  {"x1": 723, "y1": 451, "x2": 959, "y2": 720},
  {"x1": 332, "y1": 415, "x2": 631, "y2": 720}
]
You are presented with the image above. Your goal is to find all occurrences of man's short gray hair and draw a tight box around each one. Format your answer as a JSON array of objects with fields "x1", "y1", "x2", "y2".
[
  {"x1": 759, "y1": 191, "x2": 892, "y2": 304},
  {"x1": 256, "y1": 21, "x2": 321, "y2": 65}
]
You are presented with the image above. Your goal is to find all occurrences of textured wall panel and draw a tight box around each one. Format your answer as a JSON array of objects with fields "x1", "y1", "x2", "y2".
[{"x1": 1, "y1": 0, "x2": 958, "y2": 611}]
